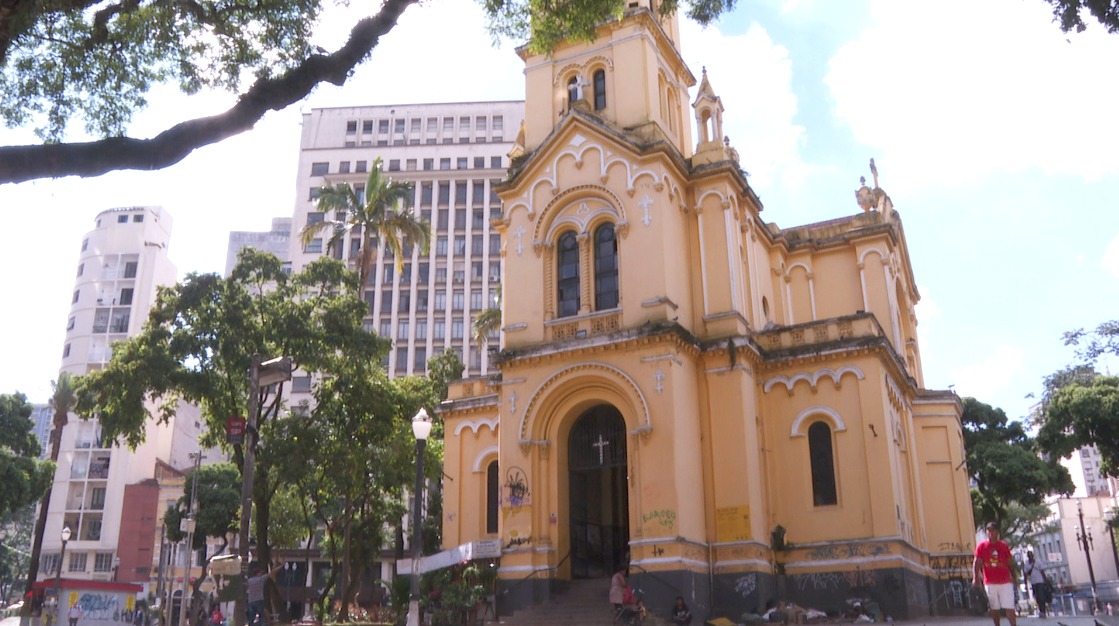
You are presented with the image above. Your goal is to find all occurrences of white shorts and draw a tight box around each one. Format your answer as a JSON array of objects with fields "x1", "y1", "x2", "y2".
[{"x1": 985, "y1": 583, "x2": 1015, "y2": 611}]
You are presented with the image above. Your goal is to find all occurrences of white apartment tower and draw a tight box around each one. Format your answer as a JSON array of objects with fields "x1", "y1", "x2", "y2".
[
  {"x1": 41, "y1": 206, "x2": 204, "y2": 591},
  {"x1": 288, "y1": 102, "x2": 525, "y2": 378}
]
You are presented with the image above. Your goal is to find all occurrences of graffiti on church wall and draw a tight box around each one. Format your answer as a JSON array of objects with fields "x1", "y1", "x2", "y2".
[
  {"x1": 937, "y1": 541, "x2": 971, "y2": 553},
  {"x1": 504, "y1": 466, "x2": 530, "y2": 509},
  {"x1": 804, "y1": 542, "x2": 890, "y2": 561},
  {"x1": 930, "y1": 555, "x2": 972, "y2": 577},
  {"x1": 930, "y1": 580, "x2": 968, "y2": 610},
  {"x1": 505, "y1": 534, "x2": 533, "y2": 549},
  {"x1": 642, "y1": 509, "x2": 676, "y2": 531},
  {"x1": 734, "y1": 573, "x2": 757, "y2": 598},
  {"x1": 792, "y1": 569, "x2": 881, "y2": 593}
]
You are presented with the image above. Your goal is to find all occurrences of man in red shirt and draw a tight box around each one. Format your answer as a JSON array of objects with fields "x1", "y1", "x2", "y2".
[{"x1": 974, "y1": 521, "x2": 1017, "y2": 626}]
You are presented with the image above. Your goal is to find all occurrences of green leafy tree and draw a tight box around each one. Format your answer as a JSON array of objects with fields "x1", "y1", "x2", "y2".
[
  {"x1": 0, "y1": 393, "x2": 52, "y2": 517},
  {"x1": 300, "y1": 156, "x2": 431, "y2": 288},
  {"x1": 0, "y1": 1, "x2": 738, "y2": 183},
  {"x1": 6, "y1": 389, "x2": 58, "y2": 621},
  {"x1": 962, "y1": 397, "x2": 1073, "y2": 531},
  {"x1": 162, "y1": 463, "x2": 241, "y2": 626},
  {"x1": 76, "y1": 249, "x2": 390, "y2": 590},
  {"x1": 1037, "y1": 375, "x2": 1119, "y2": 478},
  {"x1": 1, "y1": 505, "x2": 35, "y2": 606},
  {"x1": 1044, "y1": 0, "x2": 1119, "y2": 34}
]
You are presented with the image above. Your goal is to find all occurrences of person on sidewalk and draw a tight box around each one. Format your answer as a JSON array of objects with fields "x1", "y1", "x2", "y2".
[
  {"x1": 1023, "y1": 550, "x2": 1051, "y2": 618},
  {"x1": 974, "y1": 521, "x2": 1017, "y2": 626}
]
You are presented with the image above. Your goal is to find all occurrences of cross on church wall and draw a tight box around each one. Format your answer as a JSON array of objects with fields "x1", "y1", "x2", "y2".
[
  {"x1": 592, "y1": 434, "x2": 610, "y2": 464},
  {"x1": 512, "y1": 224, "x2": 526, "y2": 256}
]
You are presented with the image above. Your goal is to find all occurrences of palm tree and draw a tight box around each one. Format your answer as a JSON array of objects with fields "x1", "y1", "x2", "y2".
[
  {"x1": 21, "y1": 372, "x2": 77, "y2": 625},
  {"x1": 300, "y1": 157, "x2": 431, "y2": 289},
  {"x1": 471, "y1": 285, "x2": 502, "y2": 349},
  {"x1": 48, "y1": 372, "x2": 77, "y2": 460}
]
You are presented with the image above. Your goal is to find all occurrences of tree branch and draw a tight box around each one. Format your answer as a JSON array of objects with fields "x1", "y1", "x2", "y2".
[{"x1": 0, "y1": 0, "x2": 419, "y2": 184}]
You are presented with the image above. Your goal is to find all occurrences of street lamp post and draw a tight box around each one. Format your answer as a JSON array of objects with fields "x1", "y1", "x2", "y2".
[
  {"x1": 54, "y1": 526, "x2": 71, "y2": 619},
  {"x1": 406, "y1": 409, "x2": 433, "y2": 626},
  {"x1": 1075, "y1": 500, "x2": 1100, "y2": 614},
  {"x1": 235, "y1": 355, "x2": 291, "y2": 626}
]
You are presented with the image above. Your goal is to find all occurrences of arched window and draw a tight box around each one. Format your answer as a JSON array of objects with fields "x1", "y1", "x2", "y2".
[
  {"x1": 557, "y1": 231, "x2": 580, "y2": 317},
  {"x1": 808, "y1": 421, "x2": 837, "y2": 506},
  {"x1": 567, "y1": 76, "x2": 580, "y2": 107},
  {"x1": 486, "y1": 460, "x2": 499, "y2": 533},
  {"x1": 594, "y1": 223, "x2": 618, "y2": 310},
  {"x1": 593, "y1": 70, "x2": 606, "y2": 111}
]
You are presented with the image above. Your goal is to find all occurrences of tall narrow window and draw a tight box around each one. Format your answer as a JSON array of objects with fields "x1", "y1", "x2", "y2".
[
  {"x1": 557, "y1": 231, "x2": 580, "y2": 317},
  {"x1": 567, "y1": 76, "x2": 580, "y2": 106},
  {"x1": 808, "y1": 421, "x2": 838, "y2": 506},
  {"x1": 486, "y1": 461, "x2": 500, "y2": 534},
  {"x1": 593, "y1": 223, "x2": 618, "y2": 310},
  {"x1": 593, "y1": 70, "x2": 606, "y2": 110}
]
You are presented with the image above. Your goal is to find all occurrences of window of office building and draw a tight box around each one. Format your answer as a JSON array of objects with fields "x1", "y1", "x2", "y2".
[
  {"x1": 452, "y1": 318, "x2": 464, "y2": 339},
  {"x1": 489, "y1": 261, "x2": 501, "y2": 281},
  {"x1": 414, "y1": 346, "x2": 427, "y2": 369},
  {"x1": 436, "y1": 236, "x2": 448, "y2": 256},
  {"x1": 421, "y1": 182, "x2": 433, "y2": 206},
  {"x1": 434, "y1": 319, "x2": 446, "y2": 339},
  {"x1": 474, "y1": 156, "x2": 485, "y2": 169},
  {"x1": 417, "y1": 290, "x2": 429, "y2": 312},
  {"x1": 489, "y1": 234, "x2": 501, "y2": 255},
  {"x1": 362, "y1": 120, "x2": 373, "y2": 133},
  {"x1": 388, "y1": 159, "x2": 400, "y2": 171},
  {"x1": 406, "y1": 159, "x2": 417, "y2": 171},
  {"x1": 397, "y1": 321, "x2": 410, "y2": 340},
  {"x1": 395, "y1": 348, "x2": 408, "y2": 370},
  {"x1": 443, "y1": 117, "x2": 454, "y2": 132},
  {"x1": 379, "y1": 320, "x2": 392, "y2": 337},
  {"x1": 454, "y1": 237, "x2": 466, "y2": 256},
  {"x1": 457, "y1": 157, "x2": 468, "y2": 169},
  {"x1": 490, "y1": 156, "x2": 502, "y2": 169},
  {"x1": 356, "y1": 160, "x2": 367, "y2": 173},
  {"x1": 472, "y1": 235, "x2": 483, "y2": 256},
  {"x1": 434, "y1": 290, "x2": 447, "y2": 310},
  {"x1": 438, "y1": 182, "x2": 450, "y2": 206},
  {"x1": 477, "y1": 116, "x2": 488, "y2": 131},
  {"x1": 472, "y1": 210, "x2": 485, "y2": 229},
  {"x1": 440, "y1": 158, "x2": 451, "y2": 170},
  {"x1": 493, "y1": 116, "x2": 503, "y2": 131},
  {"x1": 379, "y1": 120, "x2": 389, "y2": 133},
  {"x1": 472, "y1": 182, "x2": 485, "y2": 205},
  {"x1": 471, "y1": 289, "x2": 483, "y2": 310},
  {"x1": 339, "y1": 161, "x2": 350, "y2": 174},
  {"x1": 456, "y1": 184, "x2": 467, "y2": 206},
  {"x1": 310, "y1": 162, "x2": 329, "y2": 176},
  {"x1": 381, "y1": 291, "x2": 392, "y2": 313},
  {"x1": 416, "y1": 320, "x2": 428, "y2": 339},
  {"x1": 452, "y1": 291, "x2": 464, "y2": 311},
  {"x1": 305, "y1": 239, "x2": 323, "y2": 253},
  {"x1": 456, "y1": 209, "x2": 467, "y2": 230}
]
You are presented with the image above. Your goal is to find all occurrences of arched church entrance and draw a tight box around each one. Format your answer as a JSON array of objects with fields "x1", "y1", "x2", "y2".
[{"x1": 568, "y1": 404, "x2": 629, "y2": 579}]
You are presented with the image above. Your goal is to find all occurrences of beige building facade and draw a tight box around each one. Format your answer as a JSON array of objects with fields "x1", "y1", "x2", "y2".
[{"x1": 439, "y1": 4, "x2": 975, "y2": 619}]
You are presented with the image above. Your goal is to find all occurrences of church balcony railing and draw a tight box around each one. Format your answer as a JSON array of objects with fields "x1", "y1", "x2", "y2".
[
  {"x1": 545, "y1": 308, "x2": 622, "y2": 342},
  {"x1": 756, "y1": 312, "x2": 884, "y2": 353}
]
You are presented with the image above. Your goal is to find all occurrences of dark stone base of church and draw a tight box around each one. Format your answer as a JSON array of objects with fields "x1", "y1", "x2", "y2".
[{"x1": 494, "y1": 567, "x2": 982, "y2": 621}]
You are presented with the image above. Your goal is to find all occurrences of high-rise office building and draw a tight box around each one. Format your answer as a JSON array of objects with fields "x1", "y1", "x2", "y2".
[
  {"x1": 40, "y1": 206, "x2": 205, "y2": 590},
  {"x1": 287, "y1": 102, "x2": 525, "y2": 378}
]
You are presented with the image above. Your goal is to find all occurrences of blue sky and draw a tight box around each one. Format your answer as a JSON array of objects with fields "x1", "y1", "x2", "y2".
[{"x1": 1, "y1": 0, "x2": 1117, "y2": 423}]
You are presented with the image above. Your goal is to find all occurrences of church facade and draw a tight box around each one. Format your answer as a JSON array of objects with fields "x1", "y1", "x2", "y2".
[{"x1": 439, "y1": 4, "x2": 975, "y2": 619}]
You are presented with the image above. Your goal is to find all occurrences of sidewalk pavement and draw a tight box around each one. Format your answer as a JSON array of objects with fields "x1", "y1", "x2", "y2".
[{"x1": 894, "y1": 615, "x2": 1119, "y2": 626}]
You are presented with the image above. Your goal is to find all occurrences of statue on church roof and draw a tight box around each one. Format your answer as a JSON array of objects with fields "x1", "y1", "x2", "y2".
[{"x1": 855, "y1": 158, "x2": 893, "y2": 213}]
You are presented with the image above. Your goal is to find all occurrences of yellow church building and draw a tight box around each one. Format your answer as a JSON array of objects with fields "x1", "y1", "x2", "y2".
[{"x1": 438, "y1": 3, "x2": 975, "y2": 619}]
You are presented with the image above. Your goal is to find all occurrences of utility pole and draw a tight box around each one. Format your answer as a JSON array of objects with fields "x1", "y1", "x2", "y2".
[
  {"x1": 180, "y1": 452, "x2": 204, "y2": 626},
  {"x1": 1075, "y1": 500, "x2": 1101, "y2": 614}
]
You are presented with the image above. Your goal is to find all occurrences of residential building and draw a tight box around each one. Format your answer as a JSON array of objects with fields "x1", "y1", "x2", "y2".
[
  {"x1": 29, "y1": 404, "x2": 53, "y2": 459},
  {"x1": 225, "y1": 217, "x2": 292, "y2": 276},
  {"x1": 1026, "y1": 496, "x2": 1119, "y2": 613},
  {"x1": 439, "y1": 2, "x2": 975, "y2": 620},
  {"x1": 287, "y1": 101, "x2": 525, "y2": 379},
  {"x1": 39, "y1": 207, "x2": 206, "y2": 595}
]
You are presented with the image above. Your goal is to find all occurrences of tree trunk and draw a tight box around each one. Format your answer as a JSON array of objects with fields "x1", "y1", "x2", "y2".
[{"x1": 21, "y1": 425, "x2": 64, "y2": 626}]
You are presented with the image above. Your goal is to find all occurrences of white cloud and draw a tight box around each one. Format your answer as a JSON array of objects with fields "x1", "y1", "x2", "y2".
[
  {"x1": 826, "y1": 0, "x2": 1119, "y2": 189},
  {"x1": 949, "y1": 344, "x2": 1027, "y2": 402},
  {"x1": 679, "y1": 20, "x2": 809, "y2": 191},
  {"x1": 1103, "y1": 232, "x2": 1119, "y2": 279}
]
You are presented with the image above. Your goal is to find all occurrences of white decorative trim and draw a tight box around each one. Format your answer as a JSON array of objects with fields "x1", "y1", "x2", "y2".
[
  {"x1": 762, "y1": 366, "x2": 865, "y2": 394},
  {"x1": 519, "y1": 362, "x2": 652, "y2": 442},
  {"x1": 471, "y1": 446, "x2": 500, "y2": 473},
  {"x1": 454, "y1": 417, "x2": 499, "y2": 436},
  {"x1": 790, "y1": 406, "x2": 847, "y2": 437}
]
